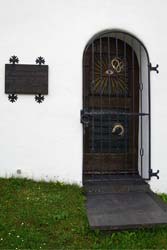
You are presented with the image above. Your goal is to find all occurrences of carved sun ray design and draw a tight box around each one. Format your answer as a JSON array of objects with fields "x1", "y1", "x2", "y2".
[{"x1": 91, "y1": 56, "x2": 128, "y2": 96}]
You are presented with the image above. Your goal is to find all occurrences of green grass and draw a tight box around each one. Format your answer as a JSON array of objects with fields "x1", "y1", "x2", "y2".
[{"x1": 0, "y1": 178, "x2": 167, "y2": 249}]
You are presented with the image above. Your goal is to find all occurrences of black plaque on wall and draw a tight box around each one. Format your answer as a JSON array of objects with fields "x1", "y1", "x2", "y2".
[{"x1": 5, "y1": 64, "x2": 48, "y2": 94}]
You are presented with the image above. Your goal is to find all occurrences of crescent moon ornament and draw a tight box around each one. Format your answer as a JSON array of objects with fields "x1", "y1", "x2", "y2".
[{"x1": 112, "y1": 123, "x2": 125, "y2": 136}]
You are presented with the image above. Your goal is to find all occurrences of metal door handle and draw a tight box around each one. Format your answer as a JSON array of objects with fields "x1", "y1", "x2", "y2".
[{"x1": 80, "y1": 110, "x2": 90, "y2": 127}]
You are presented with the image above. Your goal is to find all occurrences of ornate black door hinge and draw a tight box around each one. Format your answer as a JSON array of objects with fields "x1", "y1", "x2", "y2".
[
  {"x1": 149, "y1": 169, "x2": 160, "y2": 179},
  {"x1": 149, "y1": 63, "x2": 159, "y2": 74}
]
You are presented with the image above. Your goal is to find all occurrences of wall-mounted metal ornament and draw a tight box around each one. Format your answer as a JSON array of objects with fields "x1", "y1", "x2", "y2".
[
  {"x1": 9, "y1": 55, "x2": 19, "y2": 65},
  {"x1": 7, "y1": 56, "x2": 19, "y2": 102},
  {"x1": 149, "y1": 169, "x2": 160, "y2": 179},
  {"x1": 35, "y1": 94, "x2": 45, "y2": 103},
  {"x1": 36, "y1": 56, "x2": 45, "y2": 65},
  {"x1": 149, "y1": 63, "x2": 159, "y2": 74},
  {"x1": 8, "y1": 93, "x2": 18, "y2": 103},
  {"x1": 5, "y1": 56, "x2": 48, "y2": 103}
]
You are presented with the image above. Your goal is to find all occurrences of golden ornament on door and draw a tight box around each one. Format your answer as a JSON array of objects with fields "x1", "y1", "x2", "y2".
[
  {"x1": 92, "y1": 57, "x2": 128, "y2": 95},
  {"x1": 112, "y1": 123, "x2": 125, "y2": 136}
]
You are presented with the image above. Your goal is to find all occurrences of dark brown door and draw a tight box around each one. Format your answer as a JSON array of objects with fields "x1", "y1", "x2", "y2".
[{"x1": 82, "y1": 37, "x2": 139, "y2": 175}]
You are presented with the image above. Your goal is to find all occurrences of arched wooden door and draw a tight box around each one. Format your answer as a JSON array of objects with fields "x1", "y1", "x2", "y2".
[{"x1": 82, "y1": 35, "x2": 139, "y2": 178}]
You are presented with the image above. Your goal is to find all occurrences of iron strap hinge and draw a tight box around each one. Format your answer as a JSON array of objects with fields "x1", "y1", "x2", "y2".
[
  {"x1": 149, "y1": 63, "x2": 159, "y2": 74},
  {"x1": 149, "y1": 169, "x2": 160, "y2": 179}
]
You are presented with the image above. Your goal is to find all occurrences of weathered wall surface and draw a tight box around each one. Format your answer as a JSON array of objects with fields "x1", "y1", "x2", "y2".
[{"x1": 0, "y1": 0, "x2": 166, "y2": 192}]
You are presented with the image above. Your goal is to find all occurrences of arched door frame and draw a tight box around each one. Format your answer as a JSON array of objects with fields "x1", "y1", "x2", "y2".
[{"x1": 81, "y1": 29, "x2": 158, "y2": 183}]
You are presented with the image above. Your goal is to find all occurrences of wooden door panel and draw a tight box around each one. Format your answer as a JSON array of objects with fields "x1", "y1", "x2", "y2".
[
  {"x1": 83, "y1": 37, "x2": 139, "y2": 175},
  {"x1": 84, "y1": 153, "x2": 134, "y2": 173}
]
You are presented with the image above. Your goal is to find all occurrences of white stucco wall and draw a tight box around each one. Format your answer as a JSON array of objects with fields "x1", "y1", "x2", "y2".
[{"x1": 0, "y1": 0, "x2": 166, "y2": 192}]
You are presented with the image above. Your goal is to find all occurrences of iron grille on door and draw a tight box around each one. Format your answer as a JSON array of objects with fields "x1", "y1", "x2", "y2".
[
  {"x1": 90, "y1": 110, "x2": 129, "y2": 153},
  {"x1": 82, "y1": 30, "x2": 154, "y2": 181}
]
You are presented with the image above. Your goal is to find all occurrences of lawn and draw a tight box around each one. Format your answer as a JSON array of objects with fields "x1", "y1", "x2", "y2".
[{"x1": 0, "y1": 178, "x2": 167, "y2": 249}]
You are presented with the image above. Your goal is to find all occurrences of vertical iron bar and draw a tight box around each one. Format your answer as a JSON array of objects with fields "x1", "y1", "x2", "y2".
[
  {"x1": 108, "y1": 36, "x2": 111, "y2": 158},
  {"x1": 83, "y1": 47, "x2": 87, "y2": 183},
  {"x1": 82, "y1": 49, "x2": 85, "y2": 184},
  {"x1": 131, "y1": 39, "x2": 135, "y2": 175},
  {"x1": 124, "y1": 37, "x2": 127, "y2": 174},
  {"x1": 115, "y1": 37, "x2": 119, "y2": 153},
  {"x1": 100, "y1": 37, "x2": 103, "y2": 178},
  {"x1": 148, "y1": 58, "x2": 151, "y2": 179},
  {"x1": 91, "y1": 41, "x2": 95, "y2": 179},
  {"x1": 91, "y1": 41, "x2": 95, "y2": 152},
  {"x1": 116, "y1": 37, "x2": 118, "y2": 57},
  {"x1": 139, "y1": 44, "x2": 143, "y2": 178}
]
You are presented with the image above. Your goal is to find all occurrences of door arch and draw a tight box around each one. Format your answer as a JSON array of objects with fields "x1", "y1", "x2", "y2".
[{"x1": 82, "y1": 30, "x2": 151, "y2": 182}]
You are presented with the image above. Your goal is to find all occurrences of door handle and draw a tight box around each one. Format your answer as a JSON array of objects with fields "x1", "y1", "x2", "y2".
[{"x1": 80, "y1": 110, "x2": 90, "y2": 127}]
